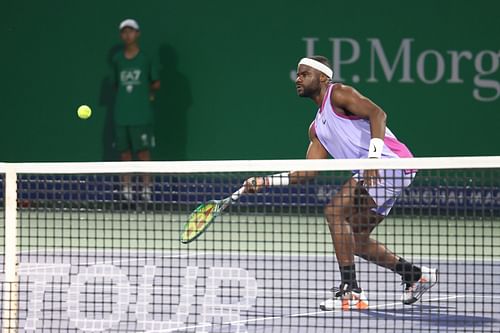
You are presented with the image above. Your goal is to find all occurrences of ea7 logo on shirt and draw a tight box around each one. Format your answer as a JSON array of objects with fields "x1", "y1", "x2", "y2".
[{"x1": 120, "y1": 70, "x2": 142, "y2": 85}]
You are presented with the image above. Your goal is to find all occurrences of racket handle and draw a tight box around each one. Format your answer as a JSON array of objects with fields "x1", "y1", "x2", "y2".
[{"x1": 230, "y1": 186, "x2": 246, "y2": 202}]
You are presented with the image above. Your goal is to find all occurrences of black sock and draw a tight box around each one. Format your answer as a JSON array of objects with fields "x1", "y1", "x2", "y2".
[
  {"x1": 394, "y1": 258, "x2": 422, "y2": 283},
  {"x1": 339, "y1": 265, "x2": 359, "y2": 290}
]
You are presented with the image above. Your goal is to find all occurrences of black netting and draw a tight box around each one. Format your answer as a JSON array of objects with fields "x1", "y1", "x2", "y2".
[{"x1": 0, "y1": 167, "x2": 498, "y2": 332}]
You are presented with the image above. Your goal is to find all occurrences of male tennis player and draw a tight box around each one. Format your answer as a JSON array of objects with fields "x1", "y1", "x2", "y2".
[{"x1": 244, "y1": 56, "x2": 437, "y2": 311}]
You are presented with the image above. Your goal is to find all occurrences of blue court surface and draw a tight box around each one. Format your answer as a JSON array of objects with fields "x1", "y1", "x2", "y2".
[
  {"x1": 0, "y1": 210, "x2": 497, "y2": 332},
  {"x1": 5, "y1": 250, "x2": 499, "y2": 333}
]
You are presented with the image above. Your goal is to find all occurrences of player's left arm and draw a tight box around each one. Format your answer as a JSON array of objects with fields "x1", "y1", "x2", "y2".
[
  {"x1": 332, "y1": 84, "x2": 386, "y2": 185},
  {"x1": 331, "y1": 84, "x2": 386, "y2": 140}
]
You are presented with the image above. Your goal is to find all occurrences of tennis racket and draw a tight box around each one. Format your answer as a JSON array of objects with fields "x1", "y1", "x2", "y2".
[{"x1": 180, "y1": 186, "x2": 246, "y2": 244}]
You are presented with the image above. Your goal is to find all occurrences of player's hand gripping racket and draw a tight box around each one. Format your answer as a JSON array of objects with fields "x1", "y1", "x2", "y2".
[{"x1": 180, "y1": 186, "x2": 246, "y2": 244}]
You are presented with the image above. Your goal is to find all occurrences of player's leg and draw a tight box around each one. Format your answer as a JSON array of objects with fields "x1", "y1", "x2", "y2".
[
  {"x1": 349, "y1": 209, "x2": 400, "y2": 270},
  {"x1": 325, "y1": 178, "x2": 357, "y2": 266},
  {"x1": 130, "y1": 125, "x2": 154, "y2": 201},
  {"x1": 351, "y1": 170, "x2": 438, "y2": 305},
  {"x1": 350, "y1": 211, "x2": 437, "y2": 304},
  {"x1": 349, "y1": 209, "x2": 422, "y2": 281},
  {"x1": 347, "y1": 192, "x2": 406, "y2": 271},
  {"x1": 320, "y1": 178, "x2": 369, "y2": 311},
  {"x1": 115, "y1": 126, "x2": 134, "y2": 200}
]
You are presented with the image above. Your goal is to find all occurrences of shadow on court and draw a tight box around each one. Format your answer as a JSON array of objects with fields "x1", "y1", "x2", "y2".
[{"x1": 367, "y1": 305, "x2": 499, "y2": 329}]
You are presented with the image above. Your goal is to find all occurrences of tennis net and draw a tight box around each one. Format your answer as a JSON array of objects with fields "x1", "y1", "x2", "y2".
[{"x1": 0, "y1": 157, "x2": 499, "y2": 332}]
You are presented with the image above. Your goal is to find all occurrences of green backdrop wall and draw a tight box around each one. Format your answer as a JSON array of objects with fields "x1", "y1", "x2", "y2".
[{"x1": 1, "y1": 0, "x2": 499, "y2": 162}]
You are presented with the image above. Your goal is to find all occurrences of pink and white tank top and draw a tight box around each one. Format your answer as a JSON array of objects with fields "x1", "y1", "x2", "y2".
[{"x1": 313, "y1": 84, "x2": 413, "y2": 160}]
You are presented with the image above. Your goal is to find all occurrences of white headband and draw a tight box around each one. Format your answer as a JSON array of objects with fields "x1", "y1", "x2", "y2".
[{"x1": 298, "y1": 58, "x2": 333, "y2": 79}]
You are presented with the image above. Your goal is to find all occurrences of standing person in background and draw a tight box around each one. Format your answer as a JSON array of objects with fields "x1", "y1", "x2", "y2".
[{"x1": 113, "y1": 18, "x2": 160, "y2": 201}]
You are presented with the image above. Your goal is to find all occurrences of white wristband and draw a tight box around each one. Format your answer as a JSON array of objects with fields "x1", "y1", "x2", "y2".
[
  {"x1": 265, "y1": 172, "x2": 290, "y2": 186},
  {"x1": 368, "y1": 138, "x2": 384, "y2": 158}
]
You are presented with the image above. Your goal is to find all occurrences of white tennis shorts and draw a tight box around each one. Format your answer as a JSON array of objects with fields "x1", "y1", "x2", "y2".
[{"x1": 353, "y1": 169, "x2": 416, "y2": 216}]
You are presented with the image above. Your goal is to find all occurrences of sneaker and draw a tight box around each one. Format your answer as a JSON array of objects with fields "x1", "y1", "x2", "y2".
[
  {"x1": 320, "y1": 285, "x2": 369, "y2": 311},
  {"x1": 122, "y1": 185, "x2": 134, "y2": 201},
  {"x1": 402, "y1": 266, "x2": 438, "y2": 305},
  {"x1": 141, "y1": 187, "x2": 153, "y2": 202}
]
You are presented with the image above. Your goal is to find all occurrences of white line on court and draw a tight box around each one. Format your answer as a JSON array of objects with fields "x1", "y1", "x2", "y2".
[
  {"x1": 17, "y1": 252, "x2": 191, "y2": 272},
  {"x1": 13, "y1": 248, "x2": 500, "y2": 262}
]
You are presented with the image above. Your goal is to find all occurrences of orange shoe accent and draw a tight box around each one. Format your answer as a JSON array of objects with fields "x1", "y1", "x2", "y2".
[
  {"x1": 341, "y1": 299, "x2": 350, "y2": 311},
  {"x1": 356, "y1": 300, "x2": 369, "y2": 310}
]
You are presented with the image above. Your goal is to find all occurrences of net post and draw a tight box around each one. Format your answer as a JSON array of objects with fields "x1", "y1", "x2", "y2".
[{"x1": 2, "y1": 166, "x2": 18, "y2": 333}]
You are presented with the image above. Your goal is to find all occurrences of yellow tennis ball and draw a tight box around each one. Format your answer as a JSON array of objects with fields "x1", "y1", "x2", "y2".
[{"x1": 77, "y1": 105, "x2": 92, "y2": 119}]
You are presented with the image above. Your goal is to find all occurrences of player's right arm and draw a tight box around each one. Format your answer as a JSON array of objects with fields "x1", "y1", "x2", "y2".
[
  {"x1": 288, "y1": 121, "x2": 329, "y2": 184},
  {"x1": 244, "y1": 122, "x2": 328, "y2": 192}
]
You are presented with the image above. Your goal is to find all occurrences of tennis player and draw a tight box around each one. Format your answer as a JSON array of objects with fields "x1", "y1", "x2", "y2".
[{"x1": 244, "y1": 56, "x2": 437, "y2": 311}]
